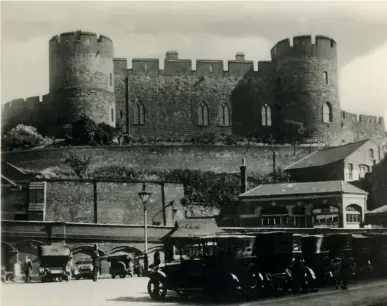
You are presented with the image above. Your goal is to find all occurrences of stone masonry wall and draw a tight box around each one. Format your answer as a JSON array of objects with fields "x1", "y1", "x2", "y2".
[
  {"x1": 44, "y1": 180, "x2": 184, "y2": 225},
  {"x1": 2, "y1": 32, "x2": 385, "y2": 147},
  {"x1": 1, "y1": 145, "x2": 318, "y2": 175},
  {"x1": 127, "y1": 73, "x2": 238, "y2": 137}
]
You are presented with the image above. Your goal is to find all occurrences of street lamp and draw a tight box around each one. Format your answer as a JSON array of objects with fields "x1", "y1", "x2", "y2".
[{"x1": 138, "y1": 183, "x2": 152, "y2": 274}]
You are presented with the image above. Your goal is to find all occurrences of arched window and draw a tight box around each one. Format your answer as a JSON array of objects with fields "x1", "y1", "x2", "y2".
[
  {"x1": 218, "y1": 103, "x2": 230, "y2": 126},
  {"x1": 133, "y1": 102, "x2": 145, "y2": 125},
  {"x1": 261, "y1": 104, "x2": 272, "y2": 127},
  {"x1": 322, "y1": 102, "x2": 333, "y2": 123},
  {"x1": 198, "y1": 102, "x2": 209, "y2": 126},
  {"x1": 345, "y1": 205, "x2": 361, "y2": 224}
]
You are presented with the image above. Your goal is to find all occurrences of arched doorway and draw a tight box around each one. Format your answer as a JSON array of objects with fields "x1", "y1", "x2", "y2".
[
  {"x1": 1, "y1": 241, "x2": 19, "y2": 271},
  {"x1": 13, "y1": 240, "x2": 44, "y2": 277}
]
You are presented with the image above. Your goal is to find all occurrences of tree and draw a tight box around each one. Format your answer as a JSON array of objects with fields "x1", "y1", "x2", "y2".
[
  {"x1": 95, "y1": 123, "x2": 117, "y2": 145},
  {"x1": 1, "y1": 124, "x2": 44, "y2": 151},
  {"x1": 62, "y1": 150, "x2": 92, "y2": 179},
  {"x1": 71, "y1": 116, "x2": 98, "y2": 146}
]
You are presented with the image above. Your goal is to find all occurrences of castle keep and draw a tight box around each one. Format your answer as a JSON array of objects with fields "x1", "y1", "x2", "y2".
[{"x1": 2, "y1": 30, "x2": 385, "y2": 146}]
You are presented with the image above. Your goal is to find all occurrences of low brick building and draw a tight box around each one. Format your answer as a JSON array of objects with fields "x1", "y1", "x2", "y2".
[
  {"x1": 284, "y1": 139, "x2": 385, "y2": 183},
  {"x1": 236, "y1": 181, "x2": 367, "y2": 229}
]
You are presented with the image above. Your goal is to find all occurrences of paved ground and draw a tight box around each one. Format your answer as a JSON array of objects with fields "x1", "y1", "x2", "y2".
[{"x1": 2, "y1": 277, "x2": 387, "y2": 306}]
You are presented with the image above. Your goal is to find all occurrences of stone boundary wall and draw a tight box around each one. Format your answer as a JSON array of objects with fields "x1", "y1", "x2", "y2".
[{"x1": 1, "y1": 144, "x2": 323, "y2": 174}]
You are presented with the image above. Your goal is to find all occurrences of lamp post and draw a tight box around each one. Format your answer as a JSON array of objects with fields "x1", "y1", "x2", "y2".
[{"x1": 138, "y1": 183, "x2": 152, "y2": 275}]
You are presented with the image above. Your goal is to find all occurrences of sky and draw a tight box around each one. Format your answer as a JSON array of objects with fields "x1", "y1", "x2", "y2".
[{"x1": 1, "y1": 0, "x2": 387, "y2": 122}]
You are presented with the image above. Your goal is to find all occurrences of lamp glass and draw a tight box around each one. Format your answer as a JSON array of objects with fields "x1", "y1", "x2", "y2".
[{"x1": 138, "y1": 191, "x2": 151, "y2": 203}]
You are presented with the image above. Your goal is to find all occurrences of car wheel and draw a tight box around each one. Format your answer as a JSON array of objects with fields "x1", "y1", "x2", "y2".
[
  {"x1": 111, "y1": 273, "x2": 116, "y2": 279},
  {"x1": 120, "y1": 274, "x2": 126, "y2": 279},
  {"x1": 148, "y1": 277, "x2": 167, "y2": 300}
]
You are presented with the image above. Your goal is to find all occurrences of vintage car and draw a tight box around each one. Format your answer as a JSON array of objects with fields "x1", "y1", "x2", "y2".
[
  {"x1": 147, "y1": 233, "x2": 259, "y2": 302},
  {"x1": 254, "y1": 231, "x2": 318, "y2": 295},
  {"x1": 364, "y1": 232, "x2": 387, "y2": 277},
  {"x1": 107, "y1": 254, "x2": 132, "y2": 278},
  {"x1": 38, "y1": 243, "x2": 72, "y2": 282},
  {"x1": 76, "y1": 258, "x2": 98, "y2": 279},
  {"x1": 301, "y1": 234, "x2": 332, "y2": 286},
  {"x1": 323, "y1": 233, "x2": 373, "y2": 280}
]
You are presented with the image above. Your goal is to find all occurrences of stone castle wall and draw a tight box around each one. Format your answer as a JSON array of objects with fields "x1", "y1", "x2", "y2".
[{"x1": 1, "y1": 32, "x2": 385, "y2": 147}]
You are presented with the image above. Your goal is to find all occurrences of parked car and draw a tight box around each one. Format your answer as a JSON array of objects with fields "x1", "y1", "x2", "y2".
[
  {"x1": 148, "y1": 233, "x2": 261, "y2": 302},
  {"x1": 38, "y1": 244, "x2": 72, "y2": 282},
  {"x1": 76, "y1": 258, "x2": 98, "y2": 279},
  {"x1": 107, "y1": 254, "x2": 132, "y2": 279},
  {"x1": 254, "y1": 231, "x2": 318, "y2": 296}
]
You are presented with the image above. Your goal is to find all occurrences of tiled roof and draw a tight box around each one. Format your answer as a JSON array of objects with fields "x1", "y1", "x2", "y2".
[
  {"x1": 285, "y1": 139, "x2": 370, "y2": 170},
  {"x1": 239, "y1": 180, "x2": 367, "y2": 198}
]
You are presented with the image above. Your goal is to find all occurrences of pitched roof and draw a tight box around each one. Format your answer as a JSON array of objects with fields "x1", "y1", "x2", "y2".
[
  {"x1": 239, "y1": 180, "x2": 368, "y2": 199},
  {"x1": 367, "y1": 205, "x2": 387, "y2": 214},
  {"x1": 1, "y1": 162, "x2": 28, "y2": 181},
  {"x1": 285, "y1": 139, "x2": 370, "y2": 170}
]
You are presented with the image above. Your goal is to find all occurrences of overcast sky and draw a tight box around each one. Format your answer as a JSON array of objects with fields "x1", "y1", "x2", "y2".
[{"x1": 2, "y1": 0, "x2": 387, "y2": 121}]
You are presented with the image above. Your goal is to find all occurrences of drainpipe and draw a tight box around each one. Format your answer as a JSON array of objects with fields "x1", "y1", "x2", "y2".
[
  {"x1": 240, "y1": 158, "x2": 247, "y2": 194},
  {"x1": 273, "y1": 151, "x2": 277, "y2": 183}
]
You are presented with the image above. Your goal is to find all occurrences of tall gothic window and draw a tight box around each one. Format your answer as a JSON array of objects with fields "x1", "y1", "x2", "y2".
[
  {"x1": 261, "y1": 104, "x2": 272, "y2": 126},
  {"x1": 218, "y1": 103, "x2": 230, "y2": 126},
  {"x1": 133, "y1": 101, "x2": 145, "y2": 125},
  {"x1": 322, "y1": 102, "x2": 333, "y2": 123},
  {"x1": 198, "y1": 102, "x2": 209, "y2": 126}
]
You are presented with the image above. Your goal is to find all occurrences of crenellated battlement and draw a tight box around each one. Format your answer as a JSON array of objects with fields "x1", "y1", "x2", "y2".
[
  {"x1": 4, "y1": 30, "x2": 385, "y2": 146},
  {"x1": 49, "y1": 30, "x2": 113, "y2": 54},
  {"x1": 341, "y1": 110, "x2": 385, "y2": 132},
  {"x1": 270, "y1": 35, "x2": 337, "y2": 59},
  {"x1": 124, "y1": 51, "x2": 267, "y2": 77}
]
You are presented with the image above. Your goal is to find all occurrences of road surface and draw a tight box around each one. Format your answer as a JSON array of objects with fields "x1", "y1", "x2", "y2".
[{"x1": 2, "y1": 277, "x2": 387, "y2": 306}]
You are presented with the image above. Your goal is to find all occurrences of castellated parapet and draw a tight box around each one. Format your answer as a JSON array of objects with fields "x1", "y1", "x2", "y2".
[
  {"x1": 2, "y1": 31, "x2": 385, "y2": 147},
  {"x1": 48, "y1": 30, "x2": 115, "y2": 128}
]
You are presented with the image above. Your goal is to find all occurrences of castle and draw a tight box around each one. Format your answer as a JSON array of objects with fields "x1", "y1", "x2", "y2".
[{"x1": 2, "y1": 30, "x2": 386, "y2": 146}]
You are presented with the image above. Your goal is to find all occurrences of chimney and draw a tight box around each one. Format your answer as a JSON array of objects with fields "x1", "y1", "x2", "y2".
[
  {"x1": 240, "y1": 157, "x2": 247, "y2": 194},
  {"x1": 166, "y1": 50, "x2": 178, "y2": 60},
  {"x1": 235, "y1": 52, "x2": 245, "y2": 61}
]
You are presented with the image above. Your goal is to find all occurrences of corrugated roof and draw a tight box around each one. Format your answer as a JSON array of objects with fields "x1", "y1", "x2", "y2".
[
  {"x1": 285, "y1": 139, "x2": 370, "y2": 170},
  {"x1": 239, "y1": 180, "x2": 367, "y2": 198}
]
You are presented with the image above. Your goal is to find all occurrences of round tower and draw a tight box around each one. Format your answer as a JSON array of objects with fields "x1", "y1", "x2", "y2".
[
  {"x1": 49, "y1": 30, "x2": 116, "y2": 128},
  {"x1": 271, "y1": 35, "x2": 340, "y2": 144}
]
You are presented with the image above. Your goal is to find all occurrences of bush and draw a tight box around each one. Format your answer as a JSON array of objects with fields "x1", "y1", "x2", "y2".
[
  {"x1": 71, "y1": 117, "x2": 117, "y2": 146},
  {"x1": 95, "y1": 123, "x2": 116, "y2": 145},
  {"x1": 1, "y1": 124, "x2": 44, "y2": 151},
  {"x1": 71, "y1": 117, "x2": 98, "y2": 146},
  {"x1": 62, "y1": 150, "x2": 92, "y2": 179}
]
